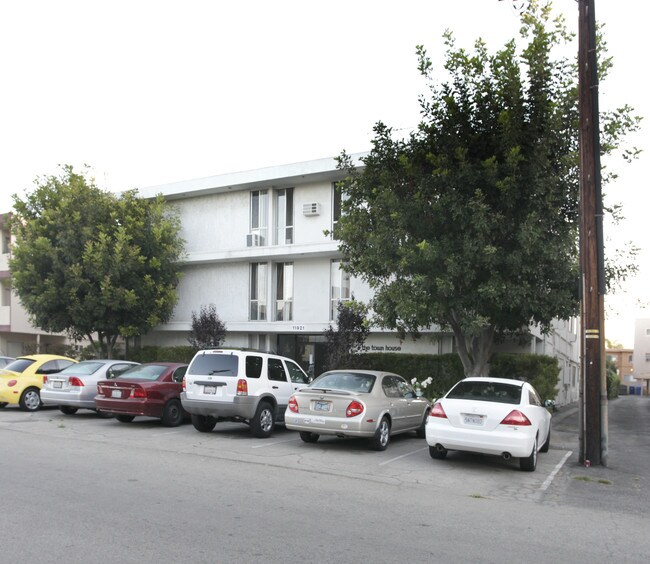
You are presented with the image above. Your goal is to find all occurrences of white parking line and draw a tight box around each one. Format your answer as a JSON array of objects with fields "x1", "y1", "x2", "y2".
[
  {"x1": 539, "y1": 450, "x2": 573, "y2": 491},
  {"x1": 379, "y1": 447, "x2": 429, "y2": 466},
  {"x1": 251, "y1": 438, "x2": 299, "y2": 449}
]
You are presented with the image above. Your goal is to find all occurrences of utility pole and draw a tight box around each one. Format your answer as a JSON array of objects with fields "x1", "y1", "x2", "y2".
[{"x1": 578, "y1": 0, "x2": 607, "y2": 466}]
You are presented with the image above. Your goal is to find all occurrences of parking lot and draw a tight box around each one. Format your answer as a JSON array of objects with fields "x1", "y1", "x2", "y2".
[{"x1": 0, "y1": 404, "x2": 576, "y2": 503}]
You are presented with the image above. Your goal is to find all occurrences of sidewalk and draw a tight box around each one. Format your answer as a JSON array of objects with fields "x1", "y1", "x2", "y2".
[{"x1": 548, "y1": 396, "x2": 650, "y2": 515}]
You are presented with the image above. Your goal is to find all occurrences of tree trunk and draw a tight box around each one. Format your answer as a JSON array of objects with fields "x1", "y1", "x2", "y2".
[{"x1": 447, "y1": 312, "x2": 495, "y2": 377}]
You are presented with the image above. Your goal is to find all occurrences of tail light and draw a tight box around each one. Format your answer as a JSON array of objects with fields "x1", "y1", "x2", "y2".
[
  {"x1": 430, "y1": 402, "x2": 447, "y2": 418},
  {"x1": 68, "y1": 377, "x2": 85, "y2": 387},
  {"x1": 43, "y1": 376, "x2": 48, "y2": 384},
  {"x1": 8, "y1": 379, "x2": 18, "y2": 387},
  {"x1": 96, "y1": 385, "x2": 104, "y2": 396},
  {"x1": 346, "y1": 400, "x2": 364, "y2": 417},
  {"x1": 236, "y1": 379, "x2": 248, "y2": 396},
  {"x1": 130, "y1": 387, "x2": 146, "y2": 399},
  {"x1": 182, "y1": 377, "x2": 186, "y2": 391},
  {"x1": 288, "y1": 395, "x2": 299, "y2": 413},
  {"x1": 500, "y1": 410, "x2": 532, "y2": 426}
]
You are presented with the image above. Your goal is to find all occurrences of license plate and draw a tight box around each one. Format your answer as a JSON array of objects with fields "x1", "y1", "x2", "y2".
[
  {"x1": 203, "y1": 385, "x2": 217, "y2": 395},
  {"x1": 462, "y1": 414, "x2": 485, "y2": 426},
  {"x1": 111, "y1": 390, "x2": 122, "y2": 399},
  {"x1": 313, "y1": 401, "x2": 330, "y2": 412},
  {"x1": 53, "y1": 381, "x2": 62, "y2": 389}
]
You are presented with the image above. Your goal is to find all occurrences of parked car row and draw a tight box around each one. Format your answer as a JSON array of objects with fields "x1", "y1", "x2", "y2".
[{"x1": 0, "y1": 350, "x2": 552, "y2": 471}]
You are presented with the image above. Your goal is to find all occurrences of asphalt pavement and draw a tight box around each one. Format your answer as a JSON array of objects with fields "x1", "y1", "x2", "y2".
[{"x1": 545, "y1": 394, "x2": 650, "y2": 515}]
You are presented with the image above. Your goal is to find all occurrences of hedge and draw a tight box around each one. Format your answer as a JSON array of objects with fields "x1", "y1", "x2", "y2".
[{"x1": 488, "y1": 353, "x2": 560, "y2": 401}]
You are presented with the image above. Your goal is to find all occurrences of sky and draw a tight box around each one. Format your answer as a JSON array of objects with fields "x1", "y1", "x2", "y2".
[{"x1": 1, "y1": 0, "x2": 648, "y2": 348}]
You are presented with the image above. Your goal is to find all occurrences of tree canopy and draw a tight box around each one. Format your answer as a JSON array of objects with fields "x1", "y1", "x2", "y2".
[
  {"x1": 336, "y1": 0, "x2": 639, "y2": 376},
  {"x1": 188, "y1": 304, "x2": 227, "y2": 350},
  {"x1": 10, "y1": 165, "x2": 185, "y2": 358}
]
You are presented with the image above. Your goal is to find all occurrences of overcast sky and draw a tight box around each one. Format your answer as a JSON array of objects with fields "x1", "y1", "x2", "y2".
[{"x1": 1, "y1": 0, "x2": 647, "y2": 347}]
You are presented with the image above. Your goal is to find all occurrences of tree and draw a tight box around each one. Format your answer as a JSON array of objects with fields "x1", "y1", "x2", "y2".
[
  {"x1": 336, "y1": 1, "x2": 639, "y2": 377},
  {"x1": 188, "y1": 304, "x2": 227, "y2": 350},
  {"x1": 323, "y1": 300, "x2": 370, "y2": 372},
  {"x1": 10, "y1": 165, "x2": 185, "y2": 358}
]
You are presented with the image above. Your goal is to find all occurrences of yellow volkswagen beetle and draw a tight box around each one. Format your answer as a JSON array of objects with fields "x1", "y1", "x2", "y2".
[{"x1": 0, "y1": 355, "x2": 77, "y2": 412}]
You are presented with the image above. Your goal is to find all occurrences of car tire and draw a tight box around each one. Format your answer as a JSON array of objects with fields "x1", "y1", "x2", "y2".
[
  {"x1": 59, "y1": 406, "x2": 78, "y2": 415},
  {"x1": 250, "y1": 401, "x2": 275, "y2": 438},
  {"x1": 161, "y1": 399, "x2": 184, "y2": 427},
  {"x1": 116, "y1": 414, "x2": 135, "y2": 423},
  {"x1": 191, "y1": 414, "x2": 217, "y2": 433},
  {"x1": 415, "y1": 410, "x2": 429, "y2": 438},
  {"x1": 0, "y1": 402, "x2": 8, "y2": 408},
  {"x1": 299, "y1": 431, "x2": 319, "y2": 444},
  {"x1": 540, "y1": 426, "x2": 551, "y2": 453},
  {"x1": 19, "y1": 387, "x2": 42, "y2": 412},
  {"x1": 429, "y1": 445, "x2": 448, "y2": 459},
  {"x1": 370, "y1": 417, "x2": 391, "y2": 451},
  {"x1": 520, "y1": 438, "x2": 538, "y2": 471}
]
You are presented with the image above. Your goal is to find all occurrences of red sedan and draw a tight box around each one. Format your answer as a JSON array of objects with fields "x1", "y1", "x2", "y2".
[{"x1": 95, "y1": 363, "x2": 188, "y2": 427}]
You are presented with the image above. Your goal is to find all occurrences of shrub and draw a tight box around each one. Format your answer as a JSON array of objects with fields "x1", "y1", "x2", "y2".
[
  {"x1": 489, "y1": 353, "x2": 560, "y2": 400},
  {"x1": 127, "y1": 345, "x2": 196, "y2": 364}
]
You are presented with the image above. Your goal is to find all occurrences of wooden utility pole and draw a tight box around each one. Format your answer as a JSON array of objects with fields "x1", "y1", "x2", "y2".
[{"x1": 578, "y1": 0, "x2": 607, "y2": 466}]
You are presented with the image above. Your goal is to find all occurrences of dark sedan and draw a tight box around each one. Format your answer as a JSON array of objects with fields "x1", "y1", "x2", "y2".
[{"x1": 95, "y1": 363, "x2": 188, "y2": 427}]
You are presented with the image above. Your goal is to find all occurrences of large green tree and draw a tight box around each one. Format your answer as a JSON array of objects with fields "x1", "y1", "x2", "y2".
[
  {"x1": 336, "y1": 1, "x2": 639, "y2": 377},
  {"x1": 10, "y1": 165, "x2": 185, "y2": 358}
]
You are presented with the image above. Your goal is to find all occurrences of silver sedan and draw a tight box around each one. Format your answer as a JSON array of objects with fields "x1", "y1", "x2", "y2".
[
  {"x1": 284, "y1": 369, "x2": 430, "y2": 450},
  {"x1": 40, "y1": 359, "x2": 139, "y2": 414}
]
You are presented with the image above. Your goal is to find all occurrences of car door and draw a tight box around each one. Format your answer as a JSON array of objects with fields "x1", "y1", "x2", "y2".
[
  {"x1": 284, "y1": 360, "x2": 309, "y2": 393},
  {"x1": 381, "y1": 375, "x2": 408, "y2": 432},
  {"x1": 395, "y1": 376, "x2": 428, "y2": 430},
  {"x1": 527, "y1": 385, "x2": 551, "y2": 447},
  {"x1": 267, "y1": 357, "x2": 294, "y2": 411}
]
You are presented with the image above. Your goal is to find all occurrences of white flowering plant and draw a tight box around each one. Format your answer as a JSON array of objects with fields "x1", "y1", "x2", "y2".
[{"x1": 411, "y1": 376, "x2": 435, "y2": 400}]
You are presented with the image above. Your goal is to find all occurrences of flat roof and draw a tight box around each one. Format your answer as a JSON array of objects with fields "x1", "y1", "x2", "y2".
[{"x1": 137, "y1": 153, "x2": 367, "y2": 201}]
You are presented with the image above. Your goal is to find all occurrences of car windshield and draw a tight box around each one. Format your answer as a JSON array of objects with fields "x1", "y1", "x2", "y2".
[
  {"x1": 310, "y1": 372, "x2": 376, "y2": 393},
  {"x1": 446, "y1": 380, "x2": 522, "y2": 404},
  {"x1": 188, "y1": 354, "x2": 239, "y2": 376},
  {"x1": 3, "y1": 358, "x2": 35, "y2": 373},
  {"x1": 59, "y1": 361, "x2": 104, "y2": 375},
  {"x1": 117, "y1": 365, "x2": 168, "y2": 381}
]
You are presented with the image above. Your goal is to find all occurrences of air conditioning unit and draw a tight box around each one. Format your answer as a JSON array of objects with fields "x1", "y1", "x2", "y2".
[
  {"x1": 302, "y1": 202, "x2": 321, "y2": 216},
  {"x1": 246, "y1": 233, "x2": 264, "y2": 247}
]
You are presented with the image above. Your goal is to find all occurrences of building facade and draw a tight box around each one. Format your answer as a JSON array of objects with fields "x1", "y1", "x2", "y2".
[
  {"x1": 138, "y1": 156, "x2": 581, "y2": 404},
  {"x1": 606, "y1": 347, "x2": 637, "y2": 395},
  {"x1": 631, "y1": 319, "x2": 650, "y2": 395}
]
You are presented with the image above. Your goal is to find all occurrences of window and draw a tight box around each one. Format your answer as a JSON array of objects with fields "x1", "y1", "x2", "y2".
[
  {"x1": 267, "y1": 358, "x2": 288, "y2": 382},
  {"x1": 285, "y1": 360, "x2": 309, "y2": 384},
  {"x1": 250, "y1": 190, "x2": 268, "y2": 245},
  {"x1": 382, "y1": 376, "x2": 402, "y2": 398},
  {"x1": 330, "y1": 259, "x2": 351, "y2": 320},
  {"x1": 275, "y1": 262, "x2": 293, "y2": 321},
  {"x1": 172, "y1": 366, "x2": 187, "y2": 382},
  {"x1": 274, "y1": 188, "x2": 293, "y2": 244},
  {"x1": 646, "y1": 353, "x2": 650, "y2": 362},
  {"x1": 250, "y1": 263, "x2": 268, "y2": 321},
  {"x1": 245, "y1": 356, "x2": 263, "y2": 378},
  {"x1": 646, "y1": 328, "x2": 650, "y2": 337},
  {"x1": 628, "y1": 354, "x2": 633, "y2": 363},
  {"x1": 331, "y1": 182, "x2": 348, "y2": 239}
]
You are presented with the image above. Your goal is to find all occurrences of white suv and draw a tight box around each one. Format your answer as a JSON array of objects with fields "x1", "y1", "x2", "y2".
[{"x1": 181, "y1": 349, "x2": 310, "y2": 438}]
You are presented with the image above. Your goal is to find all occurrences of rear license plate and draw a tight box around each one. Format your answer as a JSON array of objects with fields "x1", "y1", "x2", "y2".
[
  {"x1": 53, "y1": 381, "x2": 62, "y2": 389},
  {"x1": 462, "y1": 414, "x2": 485, "y2": 426},
  {"x1": 313, "y1": 401, "x2": 330, "y2": 412},
  {"x1": 111, "y1": 390, "x2": 122, "y2": 399},
  {"x1": 203, "y1": 385, "x2": 217, "y2": 395}
]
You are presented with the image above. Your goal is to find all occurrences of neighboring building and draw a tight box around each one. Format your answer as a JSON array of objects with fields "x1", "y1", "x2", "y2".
[
  {"x1": 0, "y1": 213, "x2": 70, "y2": 357},
  {"x1": 137, "y1": 156, "x2": 581, "y2": 405},
  {"x1": 606, "y1": 347, "x2": 637, "y2": 395},
  {"x1": 632, "y1": 319, "x2": 650, "y2": 395}
]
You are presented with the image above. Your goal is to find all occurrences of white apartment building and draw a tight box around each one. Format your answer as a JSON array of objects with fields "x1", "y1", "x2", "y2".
[
  {"x1": 632, "y1": 318, "x2": 650, "y2": 395},
  {"x1": 138, "y1": 156, "x2": 581, "y2": 403}
]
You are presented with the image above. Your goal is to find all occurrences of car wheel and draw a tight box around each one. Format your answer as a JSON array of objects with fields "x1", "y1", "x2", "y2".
[
  {"x1": 0, "y1": 402, "x2": 7, "y2": 408},
  {"x1": 59, "y1": 406, "x2": 78, "y2": 415},
  {"x1": 161, "y1": 399, "x2": 184, "y2": 427},
  {"x1": 19, "y1": 387, "x2": 42, "y2": 412},
  {"x1": 191, "y1": 414, "x2": 217, "y2": 433},
  {"x1": 370, "y1": 417, "x2": 391, "y2": 451},
  {"x1": 251, "y1": 401, "x2": 275, "y2": 438},
  {"x1": 116, "y1": 414, "x2": 135, "y2": 423},
  {"x1": 299, "y1": 431, "x2": 319, "y2": 444},
  {"x1": 520, "y1": 438, "x2": 538, "y2": 471},
  {"x1": 415, "y1": 410, "x2": 429, "y2": 438},
  {"x1": 540, "y1": 426, "x2": 551, "y2": 453},
  {"x1": 429, "y1": 445, "x2": 448, "y2": 459}
]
